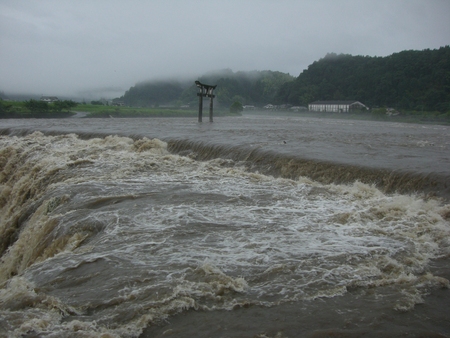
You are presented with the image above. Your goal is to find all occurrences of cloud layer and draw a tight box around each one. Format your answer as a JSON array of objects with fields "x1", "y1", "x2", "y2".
[{"x1": 1, "y1": 0, "x2": 449, "y2": 98}]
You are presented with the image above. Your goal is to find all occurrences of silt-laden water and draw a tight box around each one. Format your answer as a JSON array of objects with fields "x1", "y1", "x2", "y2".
[{"x1": 0, "y1": 115, "x2": 449, "y2": 337}]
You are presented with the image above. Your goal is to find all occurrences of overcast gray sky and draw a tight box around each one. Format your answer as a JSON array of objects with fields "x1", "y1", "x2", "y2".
[{"x1": 1, "y1": 0, "x2": 449, "y2": 99}]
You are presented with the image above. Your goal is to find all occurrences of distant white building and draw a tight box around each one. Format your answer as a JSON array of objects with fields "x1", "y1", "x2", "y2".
[
  {"x1": 308, "y1": 100, "x2": 368, "y2": 112},
  {"x1": 290, "y1": 106, "x2": 307, "y2": 112},
  {"x1": 40, "y1": 96, "x2": 59, "y2": 103}
]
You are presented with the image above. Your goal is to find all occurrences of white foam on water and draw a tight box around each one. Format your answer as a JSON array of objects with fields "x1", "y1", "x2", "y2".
[{"x1": 1, "y1": 133, "x2": 449, "y2": 337}]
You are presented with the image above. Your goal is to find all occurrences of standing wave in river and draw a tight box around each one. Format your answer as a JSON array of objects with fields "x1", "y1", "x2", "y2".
[{"x1": 0, "y1": 127, "x2": 449, "y2": 337}]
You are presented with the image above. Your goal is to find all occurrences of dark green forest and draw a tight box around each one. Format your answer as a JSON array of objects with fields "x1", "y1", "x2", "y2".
[
  {"x1": 118, "y1": 47, "x2": 450, "y2": 113},
  {"x1": 0, "y1": 99, "x2": 77, "y2": 118},
  {"x1": 276, "y1": 46, "x2": 450, "y2": 112},
  {"x1": 118, "y1": 81, "x2": 186, "y2": 107},
  {"x1": 117, "y1": 69, "x2": 295, "y2": 108}
]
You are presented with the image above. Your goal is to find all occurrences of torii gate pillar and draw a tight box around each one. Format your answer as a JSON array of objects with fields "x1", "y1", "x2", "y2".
[
  {"x1": 198, "y1": 92, "x2": 203, "y2": 122},
  {"x1": 195, "y1": 81, "x2": 216, "y2": 122}
]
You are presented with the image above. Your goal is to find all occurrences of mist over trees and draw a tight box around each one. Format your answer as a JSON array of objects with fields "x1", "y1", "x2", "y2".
[
  {"x1": 118, "y1": 81, "x2": 186, "y2": 107},
  {"x1": 4, "y1": 47, "x2": 446, "y2": 116},
  {"x1": 276, "y1": 46, "x2": 450, "y2": 112},
  {"x1": 118, "y1": 70, "x2": 295, "y2": 108},
  {"x1": 117, "y1": 47, "x2": 449, "y2": 113},
  {"x1": 189, "y1": 69, "x2": 295, "y2": 107}
]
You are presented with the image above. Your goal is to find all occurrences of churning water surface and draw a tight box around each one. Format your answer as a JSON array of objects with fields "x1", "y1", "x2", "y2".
[{"x1": 0, "y1": 115, "x2": 449, "y2": 337}]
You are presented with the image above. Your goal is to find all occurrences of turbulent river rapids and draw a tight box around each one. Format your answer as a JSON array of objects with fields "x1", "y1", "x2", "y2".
[{"x1": 0, "y1": 115, "x2": 449, "y2": 337}]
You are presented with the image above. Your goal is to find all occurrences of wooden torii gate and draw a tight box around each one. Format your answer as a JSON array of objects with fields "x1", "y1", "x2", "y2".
[{"x1": 195, "y1": 80, "x2": 217, "y2": 122}]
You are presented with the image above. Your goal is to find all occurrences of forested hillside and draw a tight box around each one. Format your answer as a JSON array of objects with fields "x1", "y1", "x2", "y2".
[
  {"x1": 116, "y1": 47, "x2": 449, "y2": 112},
  {"x1": 276, "y1": 46, "x2": 450, "y2": 112},
  {"x1": 182, "y1": 69, "x2": 295, "y2": 107},
  {"x1": 118, "y1": 70, "x2": 294, "y2": 108},
  {"x1": 118, "y1": 81, "x2": 186, "y2": 107}
]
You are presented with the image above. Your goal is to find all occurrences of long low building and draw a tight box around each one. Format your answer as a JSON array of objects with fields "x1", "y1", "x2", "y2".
[
  {"x1": 40, "y1": 96, "x2": 59, "y2": 103},
  {"x1": 308, "y1": 100, "x2": 368, "y2": 112}
]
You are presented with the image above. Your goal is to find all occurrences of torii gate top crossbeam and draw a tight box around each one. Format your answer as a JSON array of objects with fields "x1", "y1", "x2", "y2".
[{"x1": 195, "y1": 80, "x2": 217, "y2": 97}]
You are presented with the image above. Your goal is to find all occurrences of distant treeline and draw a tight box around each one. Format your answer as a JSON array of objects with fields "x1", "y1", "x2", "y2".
[
  {"x1": 117, "y1": 47, "x2": 450, "y2": 113},
  {"x1": 117, "y1": 69, "x2": 295, "y2": 108},
  {"x1": 0, "y1": 99, "x2": 77, "y2": 118},
  {"x1": 276, "y1": 46, "x2": 450, "y2": 112},
  {"x1": 2, "y1": 46, "x2": 449, "y2": 117}
]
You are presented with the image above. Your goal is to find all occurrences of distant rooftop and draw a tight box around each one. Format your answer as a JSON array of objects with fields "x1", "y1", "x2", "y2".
[
  {"x1": 40, "y1": 96, "x2": 59, "y2": 102},
  {"x1": 309, "y1": 100, "x2": 361, "y2": 104}
]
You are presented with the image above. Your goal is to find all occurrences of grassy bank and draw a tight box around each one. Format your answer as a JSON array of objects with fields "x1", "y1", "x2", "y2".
[
  {"x1": 74, "y1": 105, "x2": 240, "y2": 118},
  {"x1": 0, "y1": 101, "x2": 240, "y2": 118},
  {"x1": 2, "y1": 100, "x2": 449, "y2": 124},
  {"x1": 0, "y1": 101, "x2": 75, "y2": 118}
]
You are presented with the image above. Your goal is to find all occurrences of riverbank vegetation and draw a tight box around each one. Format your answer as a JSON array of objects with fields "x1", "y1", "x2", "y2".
[
  {"x1": 0, "y1": 99, "x2": 78, "y2": 118},
  {"x1": 1, "y1": 99, "x2": 449, "y2": 124},
  {"x1": 0, "y1": 100, "x2": 240, "y2": 118}
]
